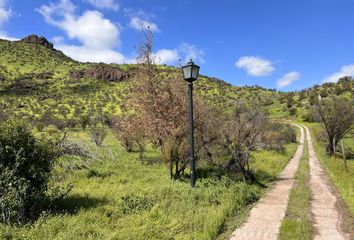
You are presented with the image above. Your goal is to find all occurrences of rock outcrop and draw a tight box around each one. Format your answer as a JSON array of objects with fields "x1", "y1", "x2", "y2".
[
  {"x1": 21, "y1": 35, "x2": 54, "y2": 50},
  {"x1": 69, "y1": 64, "x2": 129, "y2": 82}
]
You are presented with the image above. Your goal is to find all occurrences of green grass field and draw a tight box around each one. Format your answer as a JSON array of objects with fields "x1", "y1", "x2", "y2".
[{"x1": 0, "y1": 129, "x2": 299, "y2": 240}]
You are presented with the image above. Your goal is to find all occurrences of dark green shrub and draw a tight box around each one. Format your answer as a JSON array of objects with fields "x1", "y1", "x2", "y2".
[
  {"x1": 121, "y1": 194, "x2": 153, "y2": 214},
  {"x1": 0, "y1": 120, "x2": 59, "y2": 225},
  {"x1": 79, "y1": 114, "x2": 91, "y2": 130},
  {"x1": 288, "y1": 107, "x2": 297, "y2": 116}
]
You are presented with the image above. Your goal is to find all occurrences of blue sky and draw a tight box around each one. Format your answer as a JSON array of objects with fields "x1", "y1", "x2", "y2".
[{"x1": 1, "y1": 0, "x2": 354, "y2": 91}]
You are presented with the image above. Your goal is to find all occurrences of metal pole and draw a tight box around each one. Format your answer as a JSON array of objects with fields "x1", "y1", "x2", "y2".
[{"x1": 188, "y1": 82, "x2": 196, "y2": 187}]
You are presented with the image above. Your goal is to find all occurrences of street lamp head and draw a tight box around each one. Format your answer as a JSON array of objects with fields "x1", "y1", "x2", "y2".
[{"x1": 182, "y1": 59, "x2": 200, "y2": 83}]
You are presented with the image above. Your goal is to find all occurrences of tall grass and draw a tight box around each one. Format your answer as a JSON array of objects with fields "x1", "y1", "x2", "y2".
[{"x1": 0, "y1": 130, "x2": 299, "y2": 240}]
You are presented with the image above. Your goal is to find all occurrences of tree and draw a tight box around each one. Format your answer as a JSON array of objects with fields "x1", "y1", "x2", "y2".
[
  {"x1": 286, "y1": 93, "x2": 294, "y2": 108},
  {"x1": 308, "y1": 91, "x2": 319, "y2": 105},
  {"x1": 113, "y1": 115, "x2": 146, "y2": 161},
  {"x1": 128, "y1": 26, "x2": 218, "y2": 178},
  {"x1": 131, "y1": 72, "x2": 218, "y2": 178},
  {"x1": 219, "y1": 104, "x2": 267, "y2": 181},
  {"x1": 312, "y1": 96, "x2": 354, "y2": 155}
]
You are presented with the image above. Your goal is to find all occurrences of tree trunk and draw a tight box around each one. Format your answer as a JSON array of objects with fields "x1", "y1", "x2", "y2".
[
  {"x1": 341, "y1": 140, "x2": 348, "y2": 172},
  {"x1": 169, "y1": 159, "x2": 173, "y2": 179},
  {"x1": 175, "y1": 161, "x2": 179, "y2": 178},
  {"x1": 327, "y1": 135, "x2": 335, "y2": 156}
]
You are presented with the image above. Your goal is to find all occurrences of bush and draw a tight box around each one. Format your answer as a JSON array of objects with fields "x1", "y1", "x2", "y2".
[
  {"x1": 0, "y1": 120, "x2": 58, "y2": 225},
  {"x1": 121, "y1": 193, "x2": 153, "y2": 214},
  {"x1": 262, "y1": 123, "x2": 297, "y2": 152},
  {"x1": 288, "y1": 107, "x2": 297, "y2": 116}
]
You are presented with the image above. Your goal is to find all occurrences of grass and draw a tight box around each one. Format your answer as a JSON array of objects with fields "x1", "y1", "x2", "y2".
[
  {"x1": 279, "y1": 138, "x2": 312, "y2": 240},
  {"x1": 0, "y1": 129, "x2": 299, "y2": 240}
]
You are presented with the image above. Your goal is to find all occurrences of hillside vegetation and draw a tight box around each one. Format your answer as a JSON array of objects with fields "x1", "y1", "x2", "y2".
[{"x1": 0, "y1": 37, "x2": 284, "y2": 126}]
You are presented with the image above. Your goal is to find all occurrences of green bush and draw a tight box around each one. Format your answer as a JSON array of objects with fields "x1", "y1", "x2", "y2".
[
  {"x1": 121, "y1": 193, "x2": 153, "y2": 214},
  {"x1": 0, "y1": 120, "x2": 58, "y2": 225}
]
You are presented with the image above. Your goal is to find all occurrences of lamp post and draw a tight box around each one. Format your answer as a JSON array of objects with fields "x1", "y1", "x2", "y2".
[{"x1": 182, "y1": 60, "x2": 200, "y2": 187}]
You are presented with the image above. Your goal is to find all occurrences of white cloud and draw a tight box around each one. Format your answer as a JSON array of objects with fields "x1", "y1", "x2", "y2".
[
  {"x1": 37, "y1": 0, "x2": 76, "y2": 25},
  {"x1": 235, "y1": 56, "x2": 275, "y2": 77},
  {"x1": 0, "y1": 0, "x2": 17, "y2": 40},
  {"x1": 179, "y1": 43, "x2": 205, "y2": 64},
  {"x1": 129, "y1": 16, "x2": 159, "y2": 32},
  {"x1": 153, "y1": 49, "x2": 179, "y2": 65},
  {"x1": 0, "y1": 0, "x2": 11, "y2": 26},
  {"x1": 37, "y1": 0, "x2": 202, "y2": 65},
  {"x1": 56, "y1": 44, "x2": 127, "y2": 63},
  {"x1": 64, "y1": 11, "x2": 120, "y2": 49},
  {"x1": 277, "y1": 71, "x2": 301, "y2": 88},
  {"x1": 85, "y1": 0, "x2": 119, "y2": 11},
  {"x1": 152, "y1": 43, "x2": 205, "y2": 65},
  {"x1": 0, "y1": 31, "x2": 18, "y2": 41},
  {"x1": 51, "y1": 36, "x2": 65, "y2": 44},
  {"x1": 323, "y1": 64, "x2": 354, "y2": 83},
  {"x1": 37, "y1": 0, "x2": 126, "y2": 63}
]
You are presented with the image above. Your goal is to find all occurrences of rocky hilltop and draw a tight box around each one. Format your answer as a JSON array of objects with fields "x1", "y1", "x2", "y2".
[{"x1": 21, "y1": 34, "x2": 55, "y2": 50}]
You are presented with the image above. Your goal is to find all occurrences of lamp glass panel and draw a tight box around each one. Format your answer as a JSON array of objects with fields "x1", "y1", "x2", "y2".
[
  {"x1": 192, "y1": 65, "x2": 200, "y2": 79},
  {"x1": 183, "y1": 66, "x2": 192, "y2": 79}
]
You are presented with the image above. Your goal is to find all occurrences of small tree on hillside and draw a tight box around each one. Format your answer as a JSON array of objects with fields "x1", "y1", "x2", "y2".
[{"x1": 312, "y1": 96, "x2": 354, "y2": 155}]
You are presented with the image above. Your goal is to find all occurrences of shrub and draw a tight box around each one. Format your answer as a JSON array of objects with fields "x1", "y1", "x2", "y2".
[
  {"x1": 288, "y1": 107, "x2": 297, "y2": 116},
  {"x1": 113, "y1": 115, "x2": 147, "y2": 163},
  {"x1": 0, "y1": 120, "x2": 59, "y2": 225},
  {"x1": 262, "y1": 123, "x2": 297, "y2": 152},
  {"x1": 89, "y1": 124, "x2": 108, "y2": 147},
  {"x1": 121, "y1": 193, "x2": 153, "y2": 214},
  {"x1": 302, "y1": 111, "x2": 316, "y2": 122},
  {"x1": 79, "y1": 114, "x2": 91, "y2": 130},
  {"x1": 219, "y1": 104, "x2": 268, "y2": 181}
]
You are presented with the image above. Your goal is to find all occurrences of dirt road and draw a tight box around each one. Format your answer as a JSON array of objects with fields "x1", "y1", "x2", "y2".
[
  {"x1": 304, "y1": 126, "x2": 350, "y2": 240},
  {"x1": 230, "y1": 125, "x2": 305, "y2": 240}
]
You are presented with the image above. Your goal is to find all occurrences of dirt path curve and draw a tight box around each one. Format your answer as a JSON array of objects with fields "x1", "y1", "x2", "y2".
[
  {"x1": 304, "y1": 125, "x2": 351, "y2": 240},
  {"x1": 230, "y1": 124, "x2": 305, "y2": 240}
]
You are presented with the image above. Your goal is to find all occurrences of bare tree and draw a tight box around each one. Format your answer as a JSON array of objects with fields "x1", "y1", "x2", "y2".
[
  {"x1": 127, "y1": 26, "x2": 219, "y2": 178},
  {"x1": 219, "y1": 103, "x2": 268, "y2": 181},
  {"x1": 312, "y1": 96, "x2": 354, "y2": 156},
  {"x1": 113, "y1": 115, "x2": 146, "y2": 161}
]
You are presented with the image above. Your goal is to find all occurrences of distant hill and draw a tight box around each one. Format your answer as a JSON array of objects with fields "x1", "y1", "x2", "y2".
[{"x1": 1, "y1": 35, "x2": 353, "y2": 126}]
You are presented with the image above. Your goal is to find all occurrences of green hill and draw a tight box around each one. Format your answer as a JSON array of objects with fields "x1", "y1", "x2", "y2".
[
  {"x1": 0, "y1": 35, "x2": 284, "y2": 126},
  {"x1": 2, "y1": 35, "x2": 354, "y2": 125}
]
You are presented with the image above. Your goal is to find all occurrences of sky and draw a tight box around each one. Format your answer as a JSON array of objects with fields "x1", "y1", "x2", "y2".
[{"x1": 1, "y1": 0, "x2": 354, "y2": 91}]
